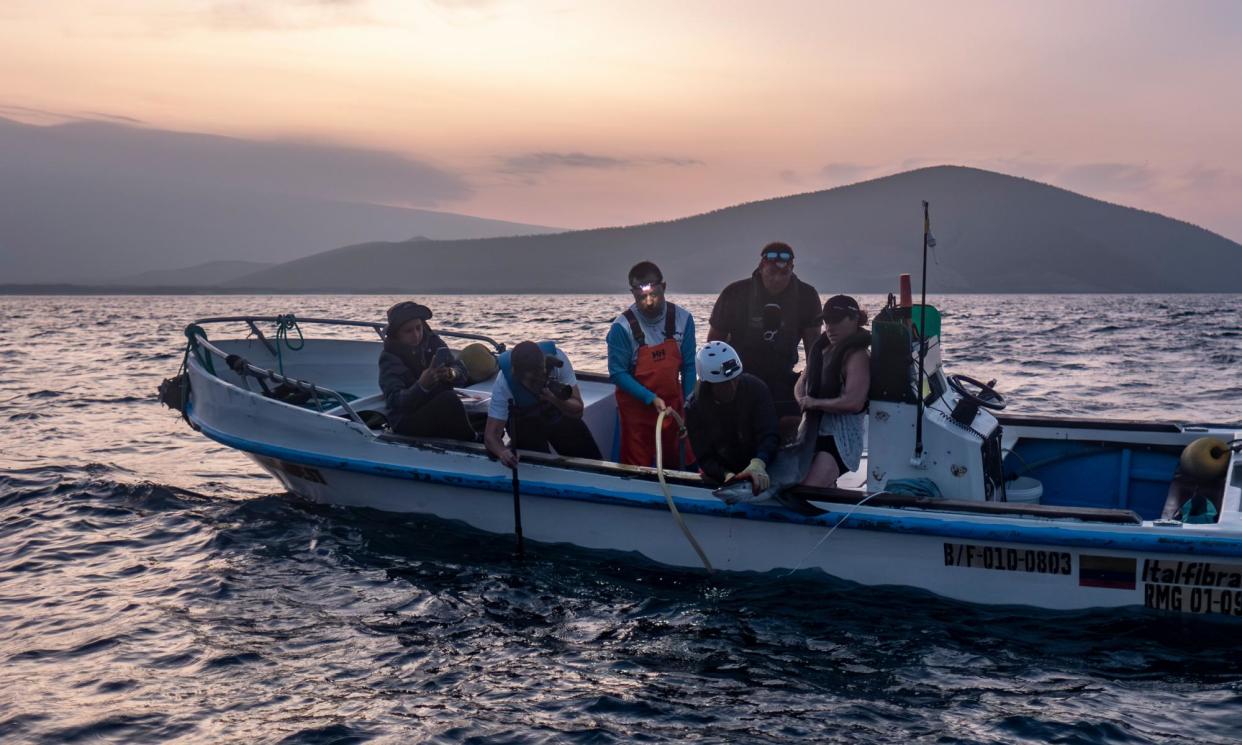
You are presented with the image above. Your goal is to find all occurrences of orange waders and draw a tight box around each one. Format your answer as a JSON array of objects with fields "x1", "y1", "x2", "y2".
[{"x1": 616, "y1": 304, "x2": 688, "y2": 468}]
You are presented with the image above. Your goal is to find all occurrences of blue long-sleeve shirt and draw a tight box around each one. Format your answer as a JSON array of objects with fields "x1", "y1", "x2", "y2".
[{"x1": 606, "y1": 303, "x2": 696, "y2": 404}]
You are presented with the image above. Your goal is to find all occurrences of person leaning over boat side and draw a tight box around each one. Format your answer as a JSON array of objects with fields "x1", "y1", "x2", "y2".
[
  {"x1": 378, "y1": 301, "x2": 476, "y2": 441},
  {"x1": 707, "y1": 242, "x2": 822, "y2": 439},
  {"x1": 484, "y1": 340, "x2": 603, "y2": 468},
  {"x1": 684, "y1": 342, "x2": 778, "y2": 494},
  {"x1": 606, "y1": 260, "x2": 696, "y2": 467},
  {"x1": 795, "y1": 295, "x2": 871, "y2": 487}
]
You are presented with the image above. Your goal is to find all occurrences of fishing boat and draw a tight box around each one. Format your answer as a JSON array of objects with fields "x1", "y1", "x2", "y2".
[{"x1": 161, "y1": 296, "x2": 1242, "y2": 619}]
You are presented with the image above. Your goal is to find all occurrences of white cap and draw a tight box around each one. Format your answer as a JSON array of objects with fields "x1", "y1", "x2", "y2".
[{"x1": 696, "y1": 341, "x2": 743, "y2": 383}]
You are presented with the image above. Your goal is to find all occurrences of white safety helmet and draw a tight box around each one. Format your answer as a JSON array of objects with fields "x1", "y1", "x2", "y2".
[{"x1": 696, "y1": 341, "x2": 743, "y2": 383}]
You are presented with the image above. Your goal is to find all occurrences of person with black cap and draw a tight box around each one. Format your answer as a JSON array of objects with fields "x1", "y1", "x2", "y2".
[
  {"x1": 484, "y1": 340, "x2": 602, "y2": 468},
  {"x1": 707, "y1": 242, "x2": 822, "y2": 438},
  {"x1": 794, "y1": 294, "x2": 871, "y2": 487},
  {"x1": 377, "y1": 300, "x2": 476, "y2": 441}
]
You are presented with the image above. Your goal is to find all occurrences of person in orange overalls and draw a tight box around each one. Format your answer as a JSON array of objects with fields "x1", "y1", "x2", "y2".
[{"x1": 606, "y1": 261, "x2": 697, "y2": 467}]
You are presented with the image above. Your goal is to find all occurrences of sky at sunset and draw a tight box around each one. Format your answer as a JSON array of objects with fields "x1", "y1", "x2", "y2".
[{"x1": 3, "y1": 0, "x2": 1241, "y2": 241}]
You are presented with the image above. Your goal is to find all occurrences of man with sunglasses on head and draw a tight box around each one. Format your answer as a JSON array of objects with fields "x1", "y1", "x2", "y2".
[
  {"x1": 707, "y1": 242, "x2": 822, "y2": 438},
  {"x1": 606, "y1": 261, "x2": 696, "y2": 467}
]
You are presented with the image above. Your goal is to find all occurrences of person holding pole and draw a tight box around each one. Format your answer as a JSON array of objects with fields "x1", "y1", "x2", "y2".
[{"x1": 483, "y1": 340, "x2": 602, "y2": 467}]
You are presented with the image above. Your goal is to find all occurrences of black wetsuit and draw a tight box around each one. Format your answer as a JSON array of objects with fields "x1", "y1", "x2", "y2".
[
  {"x1": 709, "y1": 270, "x2": 821, "y2": 417},
  {"x1": 685, "y1": 373, "x2": 779, "y2": 484}
]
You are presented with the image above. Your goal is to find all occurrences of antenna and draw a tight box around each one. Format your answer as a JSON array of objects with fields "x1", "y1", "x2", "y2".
[{"x1": 912, "y1": 201, "x2": 931, "y2": 467}]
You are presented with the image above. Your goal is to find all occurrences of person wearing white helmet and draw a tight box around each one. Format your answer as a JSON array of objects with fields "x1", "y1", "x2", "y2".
[{"x1": 684, "y1": 341, "x2": 779, "y2": 493}]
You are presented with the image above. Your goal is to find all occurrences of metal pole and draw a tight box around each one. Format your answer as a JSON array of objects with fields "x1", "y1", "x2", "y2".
[
  {"x1": 509, "y1": 399, "x2": 525, "y2": 557},
  {"x1": 913, "y1": 201, "x2": 930, "y2": 465}
]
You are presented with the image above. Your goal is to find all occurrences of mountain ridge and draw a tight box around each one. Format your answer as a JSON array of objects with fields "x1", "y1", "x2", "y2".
[
  {"x1": 223, "y1": 166, "x2": 1242, "y2": 294},
  {"x1": 0, "y1": 117, "x2": 562, "y2": 283}
]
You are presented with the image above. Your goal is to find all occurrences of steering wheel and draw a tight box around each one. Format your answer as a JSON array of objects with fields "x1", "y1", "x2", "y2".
[{"x1": 947, "y1": 373, "x2": 1007, "y2": 411}]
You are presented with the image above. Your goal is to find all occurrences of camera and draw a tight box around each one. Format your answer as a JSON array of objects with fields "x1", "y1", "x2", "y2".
[
  {"x1": 545, "y1": 381, "x2": 573, "y2": 400},
  {"x1": 542, "y1": 355, "x2": 572, "y2": 400}
]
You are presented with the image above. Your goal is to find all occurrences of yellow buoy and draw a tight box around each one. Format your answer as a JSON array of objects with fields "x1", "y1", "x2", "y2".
[
  {"x1": 1179, "y1": 437, "x2": 1231, "y2": 481},
  {"x1": 457, "y1": 343, "x2": 499, "y2": 384}
]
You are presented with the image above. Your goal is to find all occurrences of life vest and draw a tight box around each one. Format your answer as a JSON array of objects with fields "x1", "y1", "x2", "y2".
[
  {"x1": 498, "y1": 340, "x2": 559, "y2": 412},
  {"x1": 806, "y1": 329, "x2": 872, "y2": 403}
]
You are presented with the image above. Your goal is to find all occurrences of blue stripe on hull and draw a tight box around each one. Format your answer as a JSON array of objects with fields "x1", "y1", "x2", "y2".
[{"x1": 193, "y1": 414, "x2": 1242, "y2": 559}]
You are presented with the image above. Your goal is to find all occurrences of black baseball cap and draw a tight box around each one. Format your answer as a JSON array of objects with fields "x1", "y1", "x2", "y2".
[
  {"x1": 386, "y1": 301, "x2": 432, "y2": 332},
  {"x1": 821, "y1": 294, "x2": 860, "y2": 323}
]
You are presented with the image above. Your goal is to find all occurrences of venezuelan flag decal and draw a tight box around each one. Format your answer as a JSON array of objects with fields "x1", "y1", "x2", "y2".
[{"x1": 1079, "y1": 555, "x2": 1137, "y2": 590}]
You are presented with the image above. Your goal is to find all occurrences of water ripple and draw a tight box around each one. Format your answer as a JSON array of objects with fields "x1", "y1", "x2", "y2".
[{"x1": 0, "y1": 294, "x2": 1240, "y2": 742}]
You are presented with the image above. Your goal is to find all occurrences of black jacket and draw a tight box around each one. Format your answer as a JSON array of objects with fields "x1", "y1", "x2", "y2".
[
  {"x1": 378, "y1": 332, "x2": 450, "y2": 432},
  {"x1": 685, "y1": 373, "x2": 780, "y2": 483}
]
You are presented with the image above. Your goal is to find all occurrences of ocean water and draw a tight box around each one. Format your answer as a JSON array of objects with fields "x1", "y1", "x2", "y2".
[{"x1": 1, "y1": 293, "x2": 1241, "y2": 744}]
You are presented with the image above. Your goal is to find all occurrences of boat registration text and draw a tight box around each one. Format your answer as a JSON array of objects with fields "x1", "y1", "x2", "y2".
[{"x1": 943, "y1": 542, "x2": 1072, "y2": 576}]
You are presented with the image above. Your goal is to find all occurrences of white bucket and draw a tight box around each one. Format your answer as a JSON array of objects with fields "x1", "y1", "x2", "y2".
[{"x1": 1006, "y1": 476, "x2": 1043, "y2": 505}]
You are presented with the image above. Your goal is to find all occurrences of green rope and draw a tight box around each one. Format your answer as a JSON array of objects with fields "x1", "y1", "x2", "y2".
[
  {"x1": 184, "y1": 324, "x2": 214, "y2": 375},
  {"x1": 273, "y1": 314, "x2": 304, "y2": 375}
]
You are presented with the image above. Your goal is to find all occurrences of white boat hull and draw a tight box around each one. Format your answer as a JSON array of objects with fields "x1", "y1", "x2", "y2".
[
  {"x1": 236, "y1": 450, "x2": 1242, "y2": 616},
  {"x1": 181, "y1": 329, "x2": 1242, "y2": 619}
]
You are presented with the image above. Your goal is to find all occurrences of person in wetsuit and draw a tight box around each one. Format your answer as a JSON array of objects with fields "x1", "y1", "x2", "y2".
[
  {"x1": 707, "y1": 242, "x2": 821, "y2": 438},
  {"x1": 685, "y1": 341, "x2": 778, "y2": 494}
]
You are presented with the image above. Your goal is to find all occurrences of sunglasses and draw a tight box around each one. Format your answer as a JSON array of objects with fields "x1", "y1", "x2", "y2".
[{"x1": 761, "y1": 250, "x2": 793, "y2": 262}]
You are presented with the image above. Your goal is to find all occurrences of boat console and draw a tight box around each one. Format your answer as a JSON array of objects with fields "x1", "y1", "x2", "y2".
[{"x1": 865, "y1": 304, "x2": 1007, "y2": 503}]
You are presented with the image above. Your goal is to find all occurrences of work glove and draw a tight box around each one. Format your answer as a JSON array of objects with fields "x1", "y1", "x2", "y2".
[{"x1": 738, "y1": 458, "x2": 770, "y2": 494}]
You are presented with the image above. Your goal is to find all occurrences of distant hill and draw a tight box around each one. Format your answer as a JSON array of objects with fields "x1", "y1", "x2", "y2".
[
  {"x1": 225, "y1": 166, "x2": 1242, "y2": 293},
  {"x1": 109, "y1": 260, "x2": 276, "y2": 287},
  {"x1": 0, "y1": 117, "x2": 560, "y2": 283}
]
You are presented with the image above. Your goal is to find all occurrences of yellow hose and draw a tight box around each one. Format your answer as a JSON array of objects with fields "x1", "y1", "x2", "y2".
[{"x1": 655, "y1": 407, "x2": 714, "y2": 573}]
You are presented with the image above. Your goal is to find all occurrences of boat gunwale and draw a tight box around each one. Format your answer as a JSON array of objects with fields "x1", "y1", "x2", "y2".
[
  {"x1": 998, "y1": 413, "x2": 1242, "y2": 434},
  {"x1": 378, "y1": 432, "x2": 1145, "y2": 525},
  {"x1": 196, "y1": 323, "x2": 1240, "y2": 432},
  {"x1": 182, "y1": 357, "x2": 1201, "y2": 532}
]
